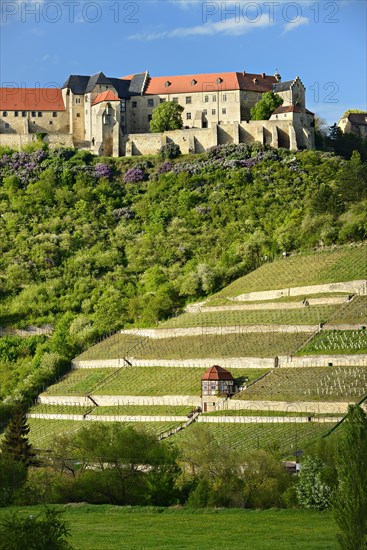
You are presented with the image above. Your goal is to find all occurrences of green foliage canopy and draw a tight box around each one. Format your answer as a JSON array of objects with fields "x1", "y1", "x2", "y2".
[
  {"x1": 150, "y1": 101, "x2": 184, "y2": 132},
  {"x1": 250, "y1": 92, "x2": 283, "y2": 120}
]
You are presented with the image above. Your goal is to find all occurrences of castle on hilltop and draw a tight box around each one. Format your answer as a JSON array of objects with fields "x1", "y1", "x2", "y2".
[{"x1": 0, "y1": 69, "x2": 315, "y2": 156}]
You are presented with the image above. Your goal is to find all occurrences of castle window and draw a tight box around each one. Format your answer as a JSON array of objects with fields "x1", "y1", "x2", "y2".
[
  {"x1": 14, "y1": 111, "x2": 19, "y2": 117},
  {"x1": 212, "y1": 109, "x2": 216, "y2": 115},
  {"x1": 186, "y1": 97, "x2": 192, "y2": 104},
  {"x1": 132, "y1": 101, "x2": 137, "y2": 108},
  {"x1": 147, "y1": 98, "x2": 154, "y2": 107},
  {"x1": 5, "y1": 123, "x2": 9, "y2": 128},
  {"x1": 38, "y1": 112, "x2": 42, "y2": 117},
  {"x1": 75, "y1": 98, "x2": 81, "y2": 104},
  {"x1": 222, "y1": 108, "x2": 227, "y2": 115},
  {"x1": 172, "y1": 97, "x2": 178, "y2": 103},
  {"x1": 204, "y1": 95, "x2": 209, "y2": 103},
  {"x1": 148, "y1": 114, "x2": 152, "y2": 122},
  {"x1": 212, "y1": 95, "x2": 216, "y2": 102},
  {"x1": 186, "y1": 112, "x2": 191, "y2": 120},
  {"x1": 160, "y1": 98, "x2": 166, "y2": 103},
  {"x1": 49, "y1": 121, "x2": 53, "y2": 125},
  {"x1": 32, "y1": 111, "x2": 36, "y2": 117},
  {"x1": 77, "y1": 113, "x2": 80, "y2": 118},
  {"x1": 52, "y1": 112, "x2": 57, "y2": 117},
  {"x1": 202, "y1": 121, "x2": 208, "y2": 128},
  {"x1": 22, "y1": 111, "x2": 26, "y2": 117},
  {"x1": 222, "y1": 94, "x2": 227, "y2": 102},
  {"x1": 2, "y1": 111, "x2": 7, "y2": 117}
]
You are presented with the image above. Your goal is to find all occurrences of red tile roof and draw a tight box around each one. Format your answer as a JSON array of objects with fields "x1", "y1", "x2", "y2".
[
  {"x1": 0, "y1": 88, "x2": 65, "y2": 111},
  {"x1": 272, "y1": 105, "x2": 302, "y2": 114},
  {"x1": 92, "y1": 90, "x2": 120, "y2": 106},
  {"x1": 145, "y1": 72, "x2": 276, "y2": 95},
  {"x1": 202, "y1": 365, "x2": 234, "y2": 381}
]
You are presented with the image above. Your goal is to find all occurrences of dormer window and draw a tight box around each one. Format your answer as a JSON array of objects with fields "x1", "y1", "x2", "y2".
[
  {"x1": 216, "y1": 78, "x2": 223, "y2": 84},
  {"x1": 191, "y1": 79, "x2": 197, "y2": 86},
  {"x1": 164, "y1": 81, "x2": 171, "y2": 87},
  {"x1": 253, "y1": 78, "x2": 258, "y2": 84}
]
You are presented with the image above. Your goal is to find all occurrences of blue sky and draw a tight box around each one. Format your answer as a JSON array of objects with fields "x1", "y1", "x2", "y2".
[{"x1": 1, "y1": 0, "x2": 366, "y2": 124}]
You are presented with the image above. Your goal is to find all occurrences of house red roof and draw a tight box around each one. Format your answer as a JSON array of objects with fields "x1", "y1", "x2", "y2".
[
  {"x1": 202, "y1": 365, "x2": 234, "y2": 381},
  {"x1": 0, "y1": 88, "x2": 65, "y2": 111},
  {"x1": 145, "y1": 72, "x2": 277, "y2": 95},
  {"x1": 273, "y1": 105, "x2": 302, "y2": 114},
  {"x1": 92, "y1": 90, "x2": 120, "y2": 106}
]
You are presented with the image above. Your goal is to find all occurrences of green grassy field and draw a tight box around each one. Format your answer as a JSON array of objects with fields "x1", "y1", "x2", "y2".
[
  {"x1": 160, "y1": 305, "x2": 337, "y2": 328},
  {"x1": 77, "y1": 332, "x2": 310, "y2": 361},
  {"x1": 300, "y1": 330, "x2": 367, "y2": 355},
  {"x1": 212, "y1": 244, "x2": 367, "y2": 298},
  {"x1": 44, "y1": 367, "x2": 265, "y2": 396},
  {"x1": 237, "y1": 366, "x2": 367, "y2": 402},
  {"x1": 0, "y1": 505, "x2": 338, "y2": 550}
]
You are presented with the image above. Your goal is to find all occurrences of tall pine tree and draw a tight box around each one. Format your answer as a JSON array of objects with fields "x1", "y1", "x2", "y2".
[{"x1": 1, "y1": 406, "x2": 37, "y2": 467}]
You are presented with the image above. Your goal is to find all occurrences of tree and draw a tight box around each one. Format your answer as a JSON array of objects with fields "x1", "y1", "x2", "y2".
[
  {"x1": 296, "y1": 456, "x2": 331, "y2": 510},
  {"x1": 150, "y1": 101, "x2": 184, "y2": 132},
  {"x1": 1, "y1": 406, "x2": 37, "y2": 467},
  {"x1": 333, "y1": 404, "x2": 367, "y2": 550},
  {"x1": 250, "y1": 92, "x2": 283, "y2": 120}
]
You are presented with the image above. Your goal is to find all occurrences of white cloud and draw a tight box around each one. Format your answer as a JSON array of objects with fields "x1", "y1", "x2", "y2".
[
  {"x1": 283, "y1": 16, "x2": 309, "y2": 33},
  {"x1": 129, "y1": 13, "x2": 272, "y2": 40}
]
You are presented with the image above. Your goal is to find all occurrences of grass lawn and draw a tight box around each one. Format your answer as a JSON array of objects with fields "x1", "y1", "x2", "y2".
[{"x1": 0, "y1": 505, "x2": 338, "y2": 549}]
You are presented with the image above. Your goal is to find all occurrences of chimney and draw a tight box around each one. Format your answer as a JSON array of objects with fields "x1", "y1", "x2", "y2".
[
  {"x1": 243, "y1": 70, "x2": 246, "y2": 75},
  {"x1": 262, "y1": 72, "x2": 266, "y2": 79}
]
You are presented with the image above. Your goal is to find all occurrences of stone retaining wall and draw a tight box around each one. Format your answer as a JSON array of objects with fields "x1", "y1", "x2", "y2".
[
  {"x1": 197, "y1": 415, "x2": 341, "y2": 423},
  {"x1": 72, "y1": 357, "x2": 275, "y2": 369},
  {"x1": 38, "y1": 394, "x2": 201, "y2": 406},
  {"x1": 227, "y1": 399, "x2": 352, "y2": 414},
  {"x1": 187, "y1": 296, "x2": 348, "y2": 312},
  {"x1": 120, "y1": 325, "x2": 315, "y2": 339},
  {"x1": 233, "y1": 280, "x2": 367, "y2": 302}
]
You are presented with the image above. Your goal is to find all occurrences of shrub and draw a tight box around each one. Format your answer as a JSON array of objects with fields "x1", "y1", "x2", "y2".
[
  {"x1": 123, "y1": 167, "x2": 146, "y2": 183},
  {"x1": 0, "y1": 508, "x2": 73, "y2": 550},
  {"x1": 159, "y1": 143, "x2": 181, "y2": 160},
  {"x1": 94, "y1": 163, "x2": 112, "y2": 180}
]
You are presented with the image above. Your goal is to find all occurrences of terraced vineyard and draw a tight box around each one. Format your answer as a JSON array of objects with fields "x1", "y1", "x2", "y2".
[
  {"x1": 300, "y1": 330, "x2": 367, "y2": 355},
  {"x1": 30, "y1": 404, "x2": 194, "y2": 417},
  {"x1": 160, "y1": 305, "x2": 337, "y2": 327},
  {"x1": 27, "y1": 419, "x2": 182, "y2": 449},
  {"x1": 44, "y1": 367, "x2": 264, "y2": 396},
  {"x1": 171, "y1": 423, "x2": 333, "y2": 454},
  {"x1": 77, "y1": 332, "x2": 310, "y2": 361},
  {"x1": 236, "y1": 366, "x2": 367, "y2": 402},
  {"x1": 24, "y1": 243, "x2": 367, "y2": 455},
  {"x1": 211, "y1": 243, "x2": 366, "y2": 298}
]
